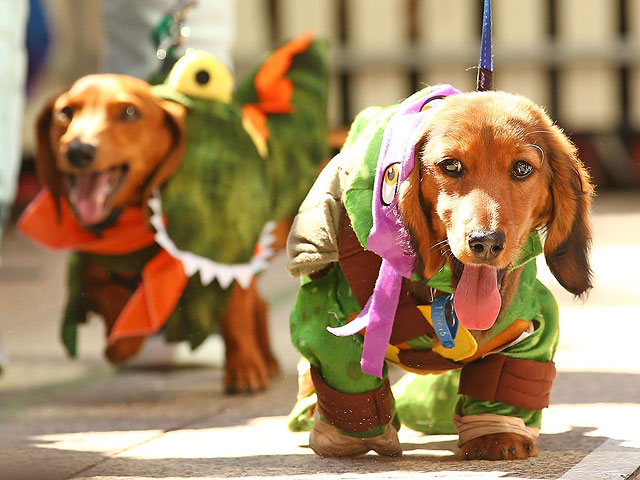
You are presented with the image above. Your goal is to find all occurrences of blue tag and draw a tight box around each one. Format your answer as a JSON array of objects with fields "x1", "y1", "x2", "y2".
[{"x1": 431, "y1": 295, "x2": 459, "y2": 349}]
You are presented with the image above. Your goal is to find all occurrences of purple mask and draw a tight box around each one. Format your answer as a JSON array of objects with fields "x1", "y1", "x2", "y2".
[{"x1": 328, "y1": 84, "x2": 461, "y2": 378}]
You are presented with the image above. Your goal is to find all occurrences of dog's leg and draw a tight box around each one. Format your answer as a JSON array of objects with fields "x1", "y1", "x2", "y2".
[
  {"x1": 455, "y1": 283, "x2": 559, "y2": 460},
  {"x1": 290, "y1": 267, "x2": 402, "y2": 457},
  {"x1": 253, "y1": 290, "x2": 280, "y2": 377},
  {"x1": 308, "y1": 368, "x2": 401, "y2": 458},
  {"x1": 82, "y1": 264, "x2": 146, "y2": 363},
  {"x1": 222, "y1": 279, "x2": 271, "y2": 393}
]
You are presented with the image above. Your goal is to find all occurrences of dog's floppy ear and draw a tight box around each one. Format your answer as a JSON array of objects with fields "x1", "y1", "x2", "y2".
[
  {"x1": 398, "y1": 145, "x2": 443, "y2": 279},
  {"x1": 142, "y1": 99, "x2": 186, "y2": 204},
  {"x1": 541, "y1": 128, "x2": 594, "y2": 297},
  {"x1": 35, "y1": 98, "x2": 65, "y2": 218}
]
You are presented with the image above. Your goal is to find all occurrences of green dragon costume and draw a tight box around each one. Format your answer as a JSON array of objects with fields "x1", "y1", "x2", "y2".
[
  {"x1": 20, "y1": 33, "x2": 328, "y2": 362},
  {"x1": 286, "y1": 84, "x2": 559, "y2": 454}
]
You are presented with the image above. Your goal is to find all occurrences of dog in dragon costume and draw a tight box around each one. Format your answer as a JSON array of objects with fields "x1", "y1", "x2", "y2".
[
  {"x1": 286, "y1": 82, "x2": 593, "y2": 459},
  {"x1": 19, "y1": 33, "x2": 328, "y2": 393}
]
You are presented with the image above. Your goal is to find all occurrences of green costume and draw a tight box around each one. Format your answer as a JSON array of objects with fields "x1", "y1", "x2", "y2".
[{"x1": 287, "y1": 85, "x2": 559, "y2": 444}]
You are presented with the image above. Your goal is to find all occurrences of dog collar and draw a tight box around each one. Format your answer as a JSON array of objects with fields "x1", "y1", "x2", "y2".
[{"x1": 148, "y1": 190, "x2": 275, "y2": 289}]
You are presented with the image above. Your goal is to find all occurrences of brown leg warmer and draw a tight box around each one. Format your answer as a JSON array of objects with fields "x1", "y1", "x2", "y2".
[
  {"x1": 459, "y1": 355, "x2": 556, "y2": 411},
  {"x1": 310, "y1": 365, "x2": 393, "y2": 434}
]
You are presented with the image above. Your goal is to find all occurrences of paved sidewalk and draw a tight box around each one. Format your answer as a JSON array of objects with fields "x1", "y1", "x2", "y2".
[{"x1": 1, "y1": 192, "x2": 639, "y2": 480}]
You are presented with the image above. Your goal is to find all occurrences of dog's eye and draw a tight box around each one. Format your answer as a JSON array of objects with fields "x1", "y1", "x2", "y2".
[
  {"x1": 439, "y1": 159, "x2": 464, "y2": 178},
  {"x1": 381, "y1": 163, "x2": 400, "y2": 205},
  {"x1": 512, "y1": 160, "x2": 534, "y2": 180},
  {"x1": 57, "y1": 106, "x2": 73, "y2": 122},
  {"x1": 119, "y1": 105, "x2": 141, "y2": 123}
]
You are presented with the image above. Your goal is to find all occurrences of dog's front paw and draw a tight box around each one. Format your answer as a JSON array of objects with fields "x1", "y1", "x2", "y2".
[
  {"x1": 224, "y1": 349, "x2": 271, "y2": 393},
  {"x1": 460, "y1": 433, "x2": 538, "y2": 460},
  {"x1": 105, "y1": 337, "x2": 146, "y2": 364}
]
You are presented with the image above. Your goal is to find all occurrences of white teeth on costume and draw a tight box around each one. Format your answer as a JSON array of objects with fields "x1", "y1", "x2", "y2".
[{"x1": 148, "y1": 189, "x2": 276, "y2": 290}]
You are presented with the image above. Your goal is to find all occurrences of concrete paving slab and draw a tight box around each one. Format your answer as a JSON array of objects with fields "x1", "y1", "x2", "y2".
[{"x1": 1, "y1": 191, "x2": 639, "y2": 480}]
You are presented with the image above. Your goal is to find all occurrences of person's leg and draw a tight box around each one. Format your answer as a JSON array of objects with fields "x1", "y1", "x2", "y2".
[
  {"x1": 100, "y1": 0, "x2": 235, "y2": 79},
  {"x1": 0, "y1": 0, "x2": 28, "y2": 373},
  {"x1": 0, "y1": 0, "x2": 28, "y2": 251}
]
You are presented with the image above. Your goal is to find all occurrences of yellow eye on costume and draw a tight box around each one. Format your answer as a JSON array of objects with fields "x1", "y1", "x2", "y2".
[
  {"x1": 166, "y1": 50, "x2": 234, "y2": 102},
  {"x1": 381, "y1": 163, "x2": 400, "y2": 206}
]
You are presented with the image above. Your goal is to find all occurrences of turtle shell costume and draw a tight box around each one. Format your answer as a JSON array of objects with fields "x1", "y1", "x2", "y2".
[
  {"x1": 286, "y1": 83, "x2": 560, "y2": 446},
  {"x1": 19, "y1": 33, "x2": 329, "y2": 360}
]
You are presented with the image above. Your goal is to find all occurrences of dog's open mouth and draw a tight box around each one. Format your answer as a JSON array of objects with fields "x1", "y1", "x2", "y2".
[
  {"x1": 450, "y1": 256, "x2": 507, "y2": 331},
  {"x1": 66, "y1": 165, "x2": 129, "y2": 226}
]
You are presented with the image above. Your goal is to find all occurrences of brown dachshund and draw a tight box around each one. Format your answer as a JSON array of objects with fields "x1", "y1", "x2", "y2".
[
  {"x1": 399, "y1": 91, "x2": 593, "y2": 459},
  {"x1": 30, "y1": 74, "x2": 280, "y2": 392},
  {"x1": 287, "y1": 88, "x2": 593, "y2": 460}
]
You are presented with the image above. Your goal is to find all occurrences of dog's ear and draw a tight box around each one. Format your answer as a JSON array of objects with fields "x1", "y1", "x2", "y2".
[
  {"x1": 142, "y1": 100, "x2": 186, "y2": 205},
  {"x1": 35, "y1": 98, "x2": 65, "y2": 218},
  {"x1": 541, "y1": 128, "x2": 594, "y2": 297},
  {"x1": 398, "y1": 146, "x2": 443, "y2": 279}
]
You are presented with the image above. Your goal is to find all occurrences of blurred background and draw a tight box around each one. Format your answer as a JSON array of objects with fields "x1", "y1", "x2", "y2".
[{"x1": 13, "y1": 0, "x2": 640, "y2": 211}]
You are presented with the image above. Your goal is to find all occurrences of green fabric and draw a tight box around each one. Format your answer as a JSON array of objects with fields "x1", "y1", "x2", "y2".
[
  {"x1": 393, "y1": 370, "x2": 459, "y2": 434},
  {"x1": 290, "y1": 265, "x2": 385, "y2": 394},
  {"x1": 290, "y1": 265, "x2": 395, "y2": 439},
  {"x1": 62, "y1": 39, "x2": 328, "y2": 352},
  {"x1": 233, "y1": 39, "x2": 330, "y2": 222},
  {"x1": 397, "y1": 277, "x2": 560, "y2": 431},
  {"x1": 287, "y1": 393, "x2": 317, "y2": 432},
  {"x1": 154, "y1": 40, "x2": 328, "y2": 345}
]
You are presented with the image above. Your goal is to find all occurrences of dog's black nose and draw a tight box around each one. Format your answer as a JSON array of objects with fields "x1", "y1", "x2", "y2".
[
  {"x1": 67, "y1": 141, "x2": 96, "y2": 168},
  {"x1": 468, "y1": 230, "x2": 506, "y2": 260}
]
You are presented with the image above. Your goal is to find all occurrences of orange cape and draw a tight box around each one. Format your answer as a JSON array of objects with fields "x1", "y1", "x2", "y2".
[{"x1": 18, "y1": 190, "x2": 187, "y2": 344}]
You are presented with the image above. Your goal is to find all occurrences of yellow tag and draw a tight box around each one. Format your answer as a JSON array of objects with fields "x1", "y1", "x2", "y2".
[{"x1": 417, "y1": 305, "x2": 478, "y2": 361}]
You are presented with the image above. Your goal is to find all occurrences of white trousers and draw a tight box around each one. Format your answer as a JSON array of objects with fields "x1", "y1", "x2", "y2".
[
  {"x1": 0, "y1": 0, "x2": 28, "y2": 210},
  {"x1": 101, "y1": 0, "x2": 235, "y2": 79}
]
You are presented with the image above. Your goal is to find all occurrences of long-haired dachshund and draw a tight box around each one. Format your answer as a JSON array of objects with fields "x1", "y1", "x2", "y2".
[
  {"x1": 21, "y1": 35, "x2": 328, "y2": 393},
  {"x1": 286, "y1": 86, "x2": 592, "y2": 459}
]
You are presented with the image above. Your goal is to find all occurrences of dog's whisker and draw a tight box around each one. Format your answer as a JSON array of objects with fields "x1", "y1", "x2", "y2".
[
  {"x1": 523, "y1": 130, "x2": 554, "y2": 137},
  {"x1": 431, "y1": 239, "x2": 450, "y2": 250},
  {"x1": 525, "y1": 143, "x2": 545, "y2": 164}
]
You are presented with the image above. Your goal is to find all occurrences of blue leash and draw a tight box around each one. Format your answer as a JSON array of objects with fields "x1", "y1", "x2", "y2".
[{"x1": 477, "y1": 0, "x2": 493, "y2": 91}]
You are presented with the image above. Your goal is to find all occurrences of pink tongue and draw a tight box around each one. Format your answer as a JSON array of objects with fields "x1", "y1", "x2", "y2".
[
  {"x1": 69, "y1": 171, "x2": 115, "y2": 225},
  {"x1": 453, "y1": 265, "x2": 501, "y2": 331}
]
